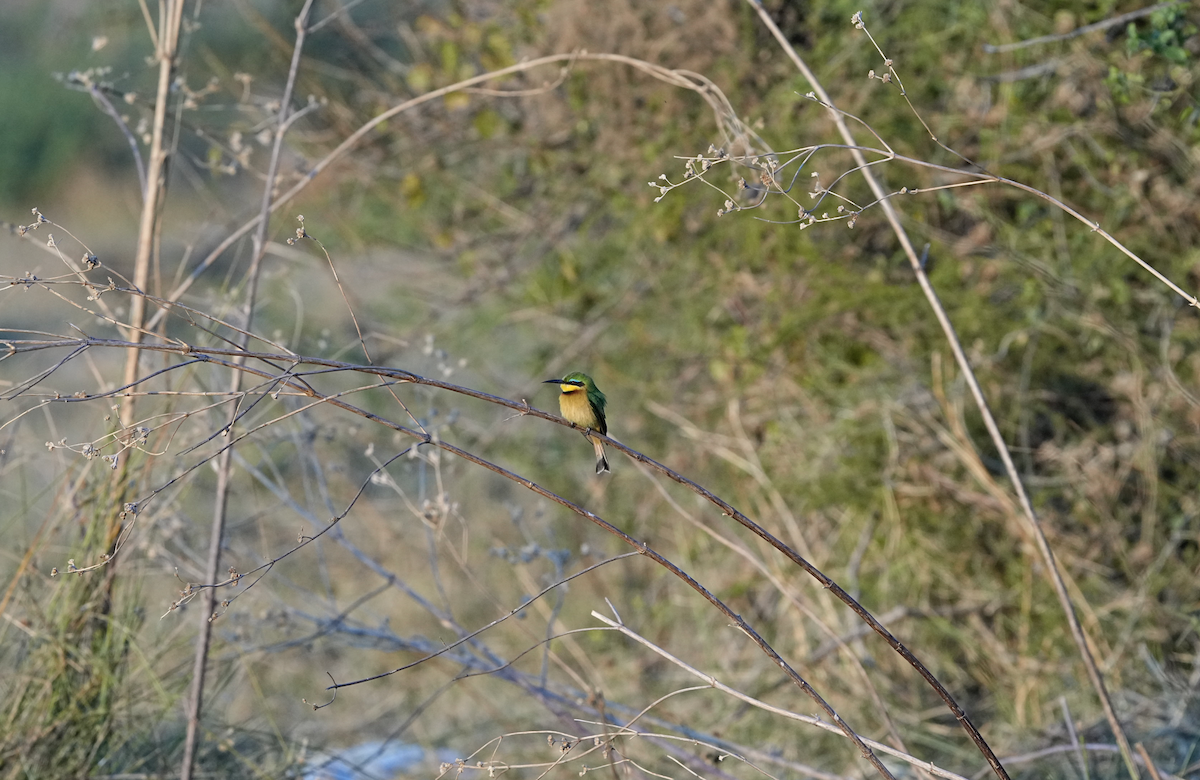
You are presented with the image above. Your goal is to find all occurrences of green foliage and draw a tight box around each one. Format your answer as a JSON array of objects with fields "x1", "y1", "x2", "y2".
[
  {"x1": 436, "y1": 0, "x2": 1200, "y2": 753},
  {"x1": 0, "y1": 478, "x2": 146, "y2": 777},
  {"x1": 0, "y1": 67, "x2": 95, "y2": 207},
  {"x1": 7, "y1": 0, "x2": 1200, "y2": 776},
  {"x1": 1125, "y1": 7, "x2": 1196, "y2": 64}
]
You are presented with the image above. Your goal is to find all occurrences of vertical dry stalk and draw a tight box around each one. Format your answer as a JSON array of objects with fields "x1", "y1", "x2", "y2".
[
  {"x1": 106, "y1": 0, "x2": 184, "y2": 570},
  {"x1": 745, "y1": 3, "x2": 1138, "y2": 779},
  {"x1": 179, "y1": 2, "x2": 315, "y2": 777},
  {"x1": 120, "y1": 0, "x2": 182, "y2": 427}
]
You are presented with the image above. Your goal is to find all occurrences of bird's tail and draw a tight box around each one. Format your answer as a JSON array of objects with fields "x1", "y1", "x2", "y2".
[{"x1": 592, "y1": 436, "x2": 610, "y2": 475}]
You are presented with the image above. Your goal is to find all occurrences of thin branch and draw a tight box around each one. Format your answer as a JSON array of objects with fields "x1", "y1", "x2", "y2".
[
  {"x1": 87, "y1": 84, "x2": 147, "y2": 198},
  {"x1": 122, "y1": 0, "x2": 183, "y2": 410},
  {"x1": 9, "y1": 334, "x2": 900, "y2": 777},
  {"x1": 8, "y1": 334, "x2": 994, "y2": 778},
  {"x1": 745, "y1": 4, "x2": 1140, "y2": 779},
  {"x1": 144, "y1": 51, "x2": 762, "y2": 332},
  {"x1": 180, "y1": 1, "x2": 315, "y2": 777},
  {"x1": 983, "y1": 1, "x2": 1184, "y2": 53},
  {"x1": 317, "y1": 554, "x2": 639, "y2": 695},
  {"x1": 592, "y1": 613, "x2": 972, "y2": 780}
]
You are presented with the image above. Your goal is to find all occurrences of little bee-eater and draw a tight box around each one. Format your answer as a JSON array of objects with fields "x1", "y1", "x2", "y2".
[{"x1": 543, "y1": 372, "x2": 610, "y2": 474}]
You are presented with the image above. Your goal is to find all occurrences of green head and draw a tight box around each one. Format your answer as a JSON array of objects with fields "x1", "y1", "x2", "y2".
[
  {"x1": 548, "y1": 371, "x2": 594, "y2": 388},
  {"x1": 543, "y1": 372, "x2": 607, "y2": 414}
]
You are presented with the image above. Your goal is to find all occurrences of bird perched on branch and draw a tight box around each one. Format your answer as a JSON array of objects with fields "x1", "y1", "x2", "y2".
[{"x1": 543, "y1": 372, "x2": 610, "y2": 474}]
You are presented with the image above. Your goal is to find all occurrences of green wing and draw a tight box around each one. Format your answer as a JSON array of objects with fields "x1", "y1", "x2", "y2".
[{"x1": 588, "y1": 386, "x2": 608, "y2": 435}]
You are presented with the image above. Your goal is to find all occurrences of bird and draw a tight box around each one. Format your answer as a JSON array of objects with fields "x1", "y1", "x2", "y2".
[{"x1": 543, "y1": 372, "x2": 610, "y2": 474}]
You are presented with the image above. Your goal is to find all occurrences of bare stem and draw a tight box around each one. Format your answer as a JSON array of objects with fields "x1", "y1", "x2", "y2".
[
  {"x1": 745, "y1": 3, "x2": 1138, "y2": 779},
  {"x1": 179, "y1": 2, "x2": 314, "y2": 778}
]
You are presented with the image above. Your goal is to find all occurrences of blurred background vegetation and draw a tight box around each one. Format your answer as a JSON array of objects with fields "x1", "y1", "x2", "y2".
[{"x1": 2, "y1": 0, "x2": 1200, "y2": 777}]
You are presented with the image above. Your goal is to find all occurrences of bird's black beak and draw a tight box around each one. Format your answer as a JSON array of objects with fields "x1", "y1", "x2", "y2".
[{"x1": 542, "y1": 379, "x2": 561, "y2": 384}]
